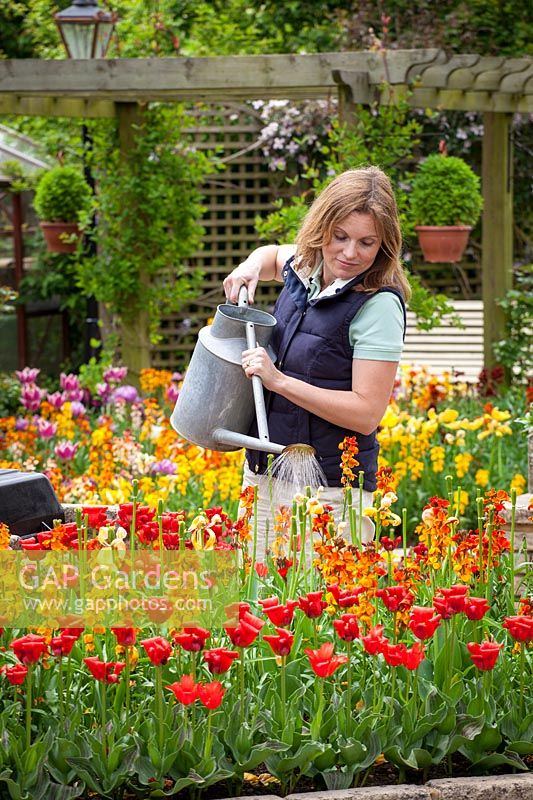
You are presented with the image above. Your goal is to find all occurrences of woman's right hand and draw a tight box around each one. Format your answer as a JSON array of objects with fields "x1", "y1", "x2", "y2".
[{"x1": 223, "y1": 258, "x2": 262, "y2": 304}]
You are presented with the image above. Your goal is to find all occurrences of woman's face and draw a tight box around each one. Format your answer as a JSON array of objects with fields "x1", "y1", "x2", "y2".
[{"x1": 321, "y1": 211, "x2": 382, "y2": 287}]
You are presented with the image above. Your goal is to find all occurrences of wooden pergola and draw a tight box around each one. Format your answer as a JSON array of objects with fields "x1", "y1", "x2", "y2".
[{"x1": 1, "y1": 49, "x2": 531, "y2": 374}]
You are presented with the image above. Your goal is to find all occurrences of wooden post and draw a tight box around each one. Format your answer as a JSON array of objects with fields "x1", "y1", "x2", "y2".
[
  {"x1": 481, "y1": 112, "x2": 513, "y2": 371},
  {"x1": 115, "y1": 102, "x2": 151, "y2": 386}
]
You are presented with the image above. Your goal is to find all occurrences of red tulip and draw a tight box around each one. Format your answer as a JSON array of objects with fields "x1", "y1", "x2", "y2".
[
  {"x1": 258, "y1": 597, "x2": 298, "y2": 626},
  {"x1": 84, "y1": 657, "x2": 125, "y2": 683},
  {"x1": 433, "y1": 585, "x2": 468, "y2": 619},
  {"x1": 141, "y1": 636, "x2": 173, "y2": 666},
  {"x1": 382, "y1": 642, "x2": 407, "y2": 667},
  {"x1": 333, "y1": 613, "x2": 360, "y2": 642},
  {"x1": 111, "y1": 627, "x2": 137, "y2": 647},
  {"x1": 327, "y1": 584, "x2": 363, "y2": 608},
  {"x1": 503, "y1": 615, "x2": 533, "y2": 643},
  {"x1": 197, "y1": 680, "x2": 225, "y2": 709},
  {"x1": 298, "y1": 590, "x2": 327, "y2": 619},
  {"x1": 255, "y1": 562, "x2": 268, "y2": 578},
  {"x1": 305, "y1": 642, "x2": 348, "y2": 677},
  {"x1": 362, "y1": 624, "x2": 388, "y2": 655},
  {"x1": 166, "y1": 675, "x2": 198, "y2": 705},
  {"x1": 1, "y1": 663, "x2": 28, "y2": 685},
  {"x1": 376, "y1": 585, "x2": 414, "y2": 613},
  {"x1": 467, "y1": 641, "x2": 503, "y2": 671},
  {"x1": 463, "y1": 597, "x2": 490, "y2": 621},
  {"x1": 50, "y1": 634, "x2": 78, "y2": 658},
  {"x1": 59, "y1": 626, "x2": 84, "y2": 639},
  {"x1": 173, "y1": 627, "x2": 210, "y2": 652},
  {"x1": 203, "y1": 647, "x2": 239, "y2": 674},
  {"x1": 11, "y1": 634, "x2": 47, "y2": 665},
  {"x1": 403, "y1": 642, "x2": 425, "y2": 670},
  {"x1": 224, "y1": 610, "x2": 264, "y2": 648},
  {"x1": 408, "y1": 606, "x2": 442, "y2": 640},
  {"x1": 263, "y1": 627, "x2": 294, "y2": 657}
]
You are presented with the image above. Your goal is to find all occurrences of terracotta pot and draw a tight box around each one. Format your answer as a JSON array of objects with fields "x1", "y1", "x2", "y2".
[
  {"x1": 40, "y1": 221, "x2": 82, "y2": 254},
  {"x1": 415, "y1": 225, "x2": 472, "y2": 263}
]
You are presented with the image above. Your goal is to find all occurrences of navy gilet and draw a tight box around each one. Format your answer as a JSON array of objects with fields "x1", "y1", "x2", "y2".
[{"x1": 246, "y1": 259, "x2": 406, "y2": 491}]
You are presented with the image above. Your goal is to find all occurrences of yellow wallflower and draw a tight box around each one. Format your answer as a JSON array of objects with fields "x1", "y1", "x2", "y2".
[
  {"x1": 475, "y1": 469, "x2": 490, "y2": 487},
  {"x1": 510, "y1": 473, "x2": 526, "y2": 495},
  {"x1": 430, "y1": 446, "x2": 445, "y2": 473},
  {"x1": 454, "y1": 452, "x2": 473, "y2": 479}
]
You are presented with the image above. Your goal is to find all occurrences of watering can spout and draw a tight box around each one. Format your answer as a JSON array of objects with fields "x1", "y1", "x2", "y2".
[{"x1": 213, "y1": 428, "x2": 285, "y2": 456}]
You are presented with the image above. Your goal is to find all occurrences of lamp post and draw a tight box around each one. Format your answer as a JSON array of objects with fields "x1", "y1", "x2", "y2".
[
  {"x1": 54, "y1": 0, "x2": 117, "y2": 361},
  {"x1": 54, "y1": 0, "x2": 117, "y2": 60}
]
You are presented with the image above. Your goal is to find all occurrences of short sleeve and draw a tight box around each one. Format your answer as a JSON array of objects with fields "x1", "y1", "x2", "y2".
[{"x1": 349, "y1": 292, "x2": 405, "y2": 361}]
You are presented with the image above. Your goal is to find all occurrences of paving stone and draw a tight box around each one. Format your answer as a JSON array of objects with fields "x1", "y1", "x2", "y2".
[
  {"x1": 286, "y1": 786, "x2": 432, "y2": 800},
  {"x1": 426, "y1": 773, "x2": 533, "y2": 799}
]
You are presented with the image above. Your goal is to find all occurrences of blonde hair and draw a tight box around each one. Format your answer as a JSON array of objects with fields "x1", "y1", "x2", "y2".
[{"x1": 295, "y1": 166, "x2": 411, "y2": 300}]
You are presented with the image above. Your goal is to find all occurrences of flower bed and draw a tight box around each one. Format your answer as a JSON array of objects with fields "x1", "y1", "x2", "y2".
[{"x1": 0, "y1": 365, "x2": 531, "y2": 798}]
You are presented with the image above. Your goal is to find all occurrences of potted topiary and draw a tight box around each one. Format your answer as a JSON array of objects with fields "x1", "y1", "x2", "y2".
[
  {"x1": 410, "y1": 153, "x2": 483, "y2": 263},
  {"x1": 33, "y1": 165, "x2": 93, "y2": 253}
]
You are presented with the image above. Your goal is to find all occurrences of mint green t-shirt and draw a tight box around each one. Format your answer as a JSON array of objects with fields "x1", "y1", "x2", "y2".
[{"x1": 306, "y1": 269, "x2": 405, "y2": 361}]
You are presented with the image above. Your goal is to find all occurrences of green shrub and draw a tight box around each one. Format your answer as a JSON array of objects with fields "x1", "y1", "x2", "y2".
[
  {"x1": 33, "y1": 165, "x2": 93, "y2": 223},
  {"x1": 410, "y1": 154, "x2": 483, "y2": 227}
]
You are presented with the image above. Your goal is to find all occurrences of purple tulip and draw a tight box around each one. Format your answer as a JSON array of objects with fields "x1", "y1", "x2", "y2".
[
  {"x1": 111, "y1": 385, "x2": 140, "y2": 404},
  {"x1": 60, "y1": 373, "x2": 81, "y2": 393},
  {"x1": 166, "y1": 384, "x2": 179, "y2": 404},
  {"x1": 54, "y1": 441, "x2": 79, "y2": 461},
  {"x1": 171, "y1": 372, "x2": 183, "y2": 382},
  {"x1": 150, "y1": 459, "x2": 177, "y2": 475},
  {"x1": 69, "y1": 401, "x2": 86, "y2": 417},
  {"x1": 47, "y1": 391, "x2": 65, "y2": 409},
  {"x1": 103, "y1": 366, "x2": 128, "y2": 384},
  {"x1": 37, "y1": 419, "x2": 57, "y2": 439},
  {"x1": 96, "y1": 382, "x2": 112, "y2": 402},
  {"x1": 15, "y1": 417, "x2": 30, "y2": 431},
  {"x1": 15, "y1": 367, "x2": 40, "y2": 385},
  {"x1": 20, "y1": 384, "x2": 44, "y2": 411}
]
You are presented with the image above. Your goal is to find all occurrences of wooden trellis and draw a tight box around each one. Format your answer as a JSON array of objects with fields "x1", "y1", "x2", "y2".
[{"x1": 153, "y1": 103, "x2": 277, "y2": 368}]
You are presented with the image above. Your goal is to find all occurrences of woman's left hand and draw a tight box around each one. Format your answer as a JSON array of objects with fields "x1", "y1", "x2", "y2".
[{"x1": 241, "y1": 347, "x2": 282, "y2": 391}]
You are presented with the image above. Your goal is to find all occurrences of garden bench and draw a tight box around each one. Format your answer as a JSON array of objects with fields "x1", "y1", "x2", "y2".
[{"x1": 401, "y1": 300, "x2": 484, "y2": 382}]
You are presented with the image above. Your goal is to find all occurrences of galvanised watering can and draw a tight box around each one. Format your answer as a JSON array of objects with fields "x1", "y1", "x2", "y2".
[{"x1": 170, "y1": 288, "x2": 285, "y2": 455}]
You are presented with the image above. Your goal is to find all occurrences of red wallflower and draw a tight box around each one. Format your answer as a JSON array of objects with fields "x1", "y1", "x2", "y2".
[
  {"x1": 1, "y1": 664, "x2": 28, "y2": 684},
  {"x1": 276, "y1": 557, "x2": 293, "y2": 580},
  {"x1": 173, "y1": 627, "x2": 210, "y2": 652},
  {"x1": 224, "y1": 611, "x2": 264, "y2": 647},
  {"x1": 380, "y1": 535, "x2": 402, "y2": 552},
  {"x1": 50, "y1": 634, "x2": 78, "y2": 658},
  {"x1": 298, "y1": 590, "x2": 327, "y2": 619},
  {"x1": 433, "y1": 585, "x2": 468, "y2": 619},
  {"x1": 263, "y1": 627, "x2": 294, "y2": 657},
  {"x1": 111, "y1": 627, "x2": 137, "y2": 647},
  {"x1": 84, "y1": 657, "x2": 125, "y2": 683},
  {"x1": 258, "y1": 597, "x2": 298, "y2": 626},
  {"x1": 362, "y1": 624, "x2": 388, "y2": 656},
  {"x1": 203, "y1": 647, "x2": 239, "y2": 674},
  {"x1": 11, "y1": 634, "x2": 47, "y2": 665},
  {"x1": 333, "y1": 614, "x2": 360, "y2": 642},
  {"x1": 503, "y1": 615, "x2": 533, "y2": 643},
  {"x1": 197, "y1": 680, "x2": 225, "y2": 709},
  {"x1": 141, "y1": 636, "x2": 173, "y2": 665},
  {"x1": 409, "y1": 606, "x2": 442, "y2": 640},
  {"x1": 166, "y1": 675, "x2": 197, "y2": 705},
  {"x1": 467, "y1": 641, "x2": 503, "y2": 671},
  {"x1": 463, "y1": 597, "x2": 490, "y2": 621},
  {"x1": 376, "y1": 585, "x2": 414, "y2": 613},
  {"x1": 305, "y1": 642, "x2": 348, "y2": 677}
]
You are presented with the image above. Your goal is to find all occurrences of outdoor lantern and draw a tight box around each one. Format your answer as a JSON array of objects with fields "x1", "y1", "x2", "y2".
[{"x1": 54, "y1": 0, "x2": 117, "y2": 59}]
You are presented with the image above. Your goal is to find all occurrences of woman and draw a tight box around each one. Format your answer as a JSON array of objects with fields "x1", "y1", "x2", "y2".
[{"x1": 223, "y1": 166, "x2": 410, "y2": 546}]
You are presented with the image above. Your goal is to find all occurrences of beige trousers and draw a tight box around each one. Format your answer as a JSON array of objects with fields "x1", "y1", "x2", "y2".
[{"x1": 241, "y1": 462, "x2": 375, "y2": 558}]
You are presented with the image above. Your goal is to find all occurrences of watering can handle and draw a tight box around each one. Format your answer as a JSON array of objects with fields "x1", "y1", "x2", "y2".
[{"x1": 238, "y1": 285, "x2": 270, "y2": 444}]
